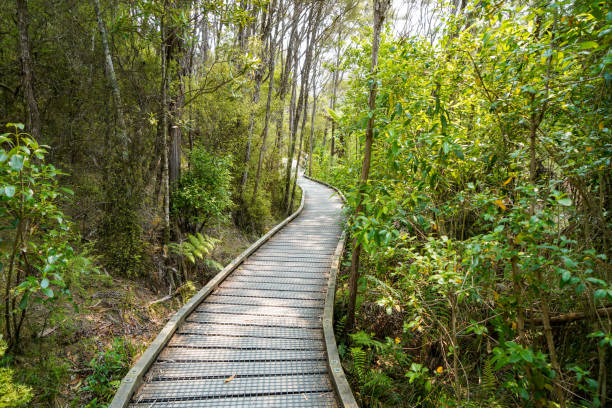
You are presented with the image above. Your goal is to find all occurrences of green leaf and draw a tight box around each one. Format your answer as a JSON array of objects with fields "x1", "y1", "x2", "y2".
[
  {"x1": 40, "y1": 278, "x2": 49, "y2": 289},
  {"x1": 579, "y1": 41, "x2": 598, "y2": 50},
  {"x1": 557, "y1": 197, "x2": 572, "y2": 206},
  {"x1": 593, "y1": 289, "x2": 607, "y2": 301},
  {"x1": 561, "y1": 269, "x2": 571, "y2": 282},
  {"x1": 6, "y1": 123, "x2": 24, "y2": 130},
  {"x1": 42, "y1": 287, "x2": 54, "y2": 298},
  {"x1": 586, "y1": 277, "x2": 606, "y2": 286},
  {"x1": 9, "y1": 154, "x2": 25, "y2": 171},
  {"x1": 4, "y1": 186, "x2": 15, "y2": 198},
  {"x1": 19, "y1": 293, "x2": 29, "y2": 310}
]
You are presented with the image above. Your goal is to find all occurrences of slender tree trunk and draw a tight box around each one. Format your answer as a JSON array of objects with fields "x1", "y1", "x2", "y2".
[
  {"x1": 282, "y1": 46, "x2": 302, "y2": 208},
  {"x1": 308, "y1": 55, "x2": 319, "y2": 177},
  {"x1": 270, "y1": 0, "x2": 293, "y2": 172},
  {"x1": 289, "y1": 3, "x2": 322, "y2": 211},
  {"x1": 93, "y1": 0, "x2": 129, "y2": 158},
  {"x1": 200, "y1": 12, "x2": 209, "y2": 65},
  {"x1": 160, "y1": 13, "x2": 170, "y2": 242},
  {"x1": 289, "y1": 77, "x2": 310, "y2": 212},
  {"x1": 284, "y1": 5, "x2": 315, "y2": 211},
  {"x1": 240, "y1": 0, "x2": 274, "y2": 198},
  {"x1": 167, "y1": 11, "x2": 188, "y2": 187},
  {"x1": 346, "y1": 0, "x2": 390, "y2": 333},
  {"x1": 329, "y1": 45, "x2": 341, "y2": 158},
  {"x1": 252, "y1": 1, "x2": 278, "y2": 201},
  {"x1": 16, "y1": 0, "x2": 41, "y2": 140}
]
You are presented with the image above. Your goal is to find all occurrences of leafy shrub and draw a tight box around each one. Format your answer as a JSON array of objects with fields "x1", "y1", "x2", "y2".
[
  {"x1": 172, "y1": 147, "x2": 232, "y2": 231},
  {"x1": 0, "y1": 124, "x2": 93, "y2": 346},
  {"x1": 81, "y1": 337, "x2": 135, "y2": 406},
  {"x1": 234, "y1": 191, "x2": 273, "y2": 233}
]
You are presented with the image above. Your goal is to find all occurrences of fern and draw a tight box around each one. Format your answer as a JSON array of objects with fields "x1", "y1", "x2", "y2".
[
  {"x1": 362, "y1": 370, "x2": 397, "y2": 402},
  {"x1": 350, "y1": 330, "x2": 384, "y2": 352},
  {"x1": 167, "y1": 233, "x2": 220, "y2": 269},
  {"x1": 481, "y1": 356, "x2": 496, "y2": 398},
  {"x1": 335, "y1": 315, "x2": 346, "y2": 335},
  {"x1": 350, "y1": 347, "x2": 367, "y2": 382}
]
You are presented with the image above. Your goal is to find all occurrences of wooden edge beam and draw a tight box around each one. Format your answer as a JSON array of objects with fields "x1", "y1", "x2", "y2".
[
  {"x1": 304, "y1": 175, "x2": 359, "y2": 408},
  {"x1": 109, "y1": 185, "x2": 306, "y2": 408}
]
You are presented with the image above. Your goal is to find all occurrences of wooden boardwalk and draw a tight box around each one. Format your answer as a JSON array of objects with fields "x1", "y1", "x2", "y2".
[{"x1": 125, "y1": 176, "x2": 346, "y2": 407}]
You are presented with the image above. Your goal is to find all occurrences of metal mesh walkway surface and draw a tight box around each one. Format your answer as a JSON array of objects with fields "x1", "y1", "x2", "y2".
[{"x1": 128, "y1": 176, "x2": 344, "y2": 407}]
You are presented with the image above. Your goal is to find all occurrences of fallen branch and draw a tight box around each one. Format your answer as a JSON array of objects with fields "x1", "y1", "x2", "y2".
[
  {"x1": 529, "y1": 307, "x2": 612, "y2": 325},
  {"x1": 147, "y1": 293, "x2": 176, "y2": 307}
]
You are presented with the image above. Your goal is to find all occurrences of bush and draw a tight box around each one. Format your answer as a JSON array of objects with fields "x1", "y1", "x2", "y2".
[
  {"x1": 81, "y1": 337, "x2": 135, "y2": 407},
  {"x1": 0, "y1": 124, "x2": 94, "y2": 347},
  {"x1": 172, "y1": 147, "x2": 232, "y2": 231}
]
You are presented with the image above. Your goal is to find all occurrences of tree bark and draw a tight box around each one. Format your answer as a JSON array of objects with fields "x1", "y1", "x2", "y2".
[
  {"x1": 16, "y1": 0, "x2": 41, "y2": 140},
  {"x1": 240, "y1": 0, "x2": 275, "y2": 198},
  {"x1": 252, "y1": 1, "x2": 278, "y2": 201},
  {"x1": 308, "y1": 80, "x2": 317, "y2": 176},
  {"x1": 329, "y1": 43, "x2": 342, "y2": 158},
  {"x1": 160, "y1": 11, "x2": 170, "y2": 242},
  {"x1": 284, "y1": 4, "x2": 315, "y2": 211},
  {"x1": 93, "y1": 0, "x2": 129, "y2": 159},
  {"x1": 346, "y1": 0, "x2": 390, "y2": 333}
]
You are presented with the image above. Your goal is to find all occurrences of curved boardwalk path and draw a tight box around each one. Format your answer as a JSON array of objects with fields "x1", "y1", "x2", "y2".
[{"x1": 128, "y1": 176, "x2": 344, "y2": 407}]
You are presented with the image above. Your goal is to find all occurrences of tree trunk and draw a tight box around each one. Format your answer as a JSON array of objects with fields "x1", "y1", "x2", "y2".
[
  {"x1": 16, "y1": 0, "x2": 41, "y2": 140},
  {"x1": 329, "y1": 45, "x2": 341, "y2": 158},
  {"x1": 346, "y1": 0, "x2": 390, "y2": 333},
  {"x1": 93, "y1": 0, "x2": 129, "y2": 159},
  {"x1": 270, "y1": 1, "x2": 299, "y2": 170},
  {"x1": 252, "y1": 1, "x2": 278, "y2": 201},
  {"x1": 160, "y1": 12, "x2": 170, "y2": 242},
  {"x1": 289, "y1": 3, "x2": 322, "y2": 211},
  {"x1": 289, "y1": 75, "x2": 310, "y2": 212},
  {"x1": 308, "y1": 54, "x2": 319, "y2": 177},
  {"x1": 240, "y1": 0, "x2": 275, "y2": 198},
  {"x1": 166, "y1": 18, "x2": 187, "y2": 187},
  {"x1": 284, "y1": 4, "x2": 315, "y2": 211}
]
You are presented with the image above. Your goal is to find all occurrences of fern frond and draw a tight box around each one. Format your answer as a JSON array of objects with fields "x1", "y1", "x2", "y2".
[
  {"x1": 350, "y1": 330, "x2": 384, "y2": 352},
  {"x1": 481, "y1": 356, "x2": 496, "y2": 398},
  {"x1": 350, "y1": 347, "x2": 367, "y2": 382}
]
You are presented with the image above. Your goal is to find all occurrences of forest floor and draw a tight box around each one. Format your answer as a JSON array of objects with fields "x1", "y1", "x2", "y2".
[{"x1": 8, "y1": 219, "x2": 279, "y2": 408}]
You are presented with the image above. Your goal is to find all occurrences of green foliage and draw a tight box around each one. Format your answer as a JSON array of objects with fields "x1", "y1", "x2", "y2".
[
  {"x1": 172, "y1": 147, "x2": 233, "y2": 230},
  {"x1": 167, "y1": 232, "x2": 221, "y2": 270},
  {"x1": 99, "y1": 182, "x2": 147, "y2": 278},
  {"x1": 234, "y1": 190, "x2": 274, "y2": 234},
  {"x1": 481, "y1": 356, "x2": 497, "y2": 399},
  {"x1": 0, "y1": 124, "x2": 94, "y2": 346},
  {"x1": 350, "y1": 330, "x2": 384, "y2": 352},
  {"x1": 350, "y1": 346, "x2": 367, "y2": 381},
  {"x1": 0, "y1": 336, "x2": 32, "y2": 407},
  {"x1": 81, "y1": 337, "x2": 135, "y2": 407},
  {"x1": 492, "y1": 341, "x2": 556, "y2": 403},
  {"x1": 318, "y1": 1, "x2": 612, "y2": 406},
  {"x1": 15, "y1": 352, "x2": 69, "y2": 407}
]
